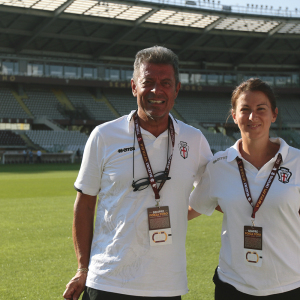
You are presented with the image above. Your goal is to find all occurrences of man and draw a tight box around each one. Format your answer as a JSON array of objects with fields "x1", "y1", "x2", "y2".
[
  {"x1": 37, "y1": 149, "x2": 42, "y2": 163},
  {"x1": 63, "y1": 46, "x2": 212, "y2": 300},
  {"x1": 23, "y1": 149, "x2": 28, "y2": 163}
]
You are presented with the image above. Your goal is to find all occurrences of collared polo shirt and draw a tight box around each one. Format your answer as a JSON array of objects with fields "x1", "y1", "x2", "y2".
[
  {"x1": 190, "y1": 138, "x2": 300, "y2": 296},
  {"x1": 75, "y1": 111, "x2": 212, "y2": 296}
]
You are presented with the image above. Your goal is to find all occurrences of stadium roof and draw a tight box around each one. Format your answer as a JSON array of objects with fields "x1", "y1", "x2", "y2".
[{"x1": 0, "y1": 0, "x2": 300, "y2": 71}]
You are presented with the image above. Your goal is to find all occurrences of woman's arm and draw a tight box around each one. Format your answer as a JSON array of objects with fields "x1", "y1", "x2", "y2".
[
  {"x1": 188, "y1": 206, "x2": 201, "y2": 220},
  {"x1": 215, "y1": 205, "x2": 223, "y2": 213},
  {"x1": 188, "y1": 205, "x2": 223, "y2": 221}
]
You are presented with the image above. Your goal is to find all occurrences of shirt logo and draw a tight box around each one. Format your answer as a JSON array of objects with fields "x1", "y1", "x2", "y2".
[
  {"x1": 277, "y1": 167, "x2": 292, "y2": 184},
  {"x1": 118, "y1": 147, "x2": 135, "y2": 153},
  {"x1": 178, "y1": 141, "x2": 189, "y2": 159},
  {"x1": 213, "y1": 156, "x2": 227, "y2": 164}
]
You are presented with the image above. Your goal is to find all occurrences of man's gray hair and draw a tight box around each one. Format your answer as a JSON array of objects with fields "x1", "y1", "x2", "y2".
[{"x1": 133, "y1": 46, "x2": 179, "y2": 85}]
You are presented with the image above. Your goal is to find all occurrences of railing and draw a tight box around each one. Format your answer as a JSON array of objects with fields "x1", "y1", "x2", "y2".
[
  {"x1": 1, "y1": 69, "x2": 299, "y2": 88},
  {"x1": 138, "y1": 0, "x2": 300, "y2": 18}
]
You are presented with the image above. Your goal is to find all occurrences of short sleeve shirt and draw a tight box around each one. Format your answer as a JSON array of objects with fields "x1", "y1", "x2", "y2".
[
  {"x1": 75, "y1": 111, "x2": 213, "y2": 296},
  {"x1": 190, "y1": 138, "x2": 300, "y2": 296}
]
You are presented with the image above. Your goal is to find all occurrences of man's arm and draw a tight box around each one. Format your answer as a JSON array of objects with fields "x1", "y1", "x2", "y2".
[{"x1": 63, "y1": 192, "x2": 97, "y2": 300}]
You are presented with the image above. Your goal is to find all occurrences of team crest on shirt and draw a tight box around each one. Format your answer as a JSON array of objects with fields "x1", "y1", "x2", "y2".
[
  {"x1": 178, "y1": 141, "x2": 189, "y2": 159},
  {"x1": 277, "y1": 167, "x2": 292, "y2": 184}
]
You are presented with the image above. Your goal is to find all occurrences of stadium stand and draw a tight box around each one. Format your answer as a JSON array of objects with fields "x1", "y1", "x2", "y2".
[
  {"x1": 0, "y1": 87, "x2": 31, "y2": 119},
  {"x1": 291, "y1": 131, "x2": 300, "y2": 145},
  {"x1": 63, "y1": 88, "x2": 116, "y2": 121},
  {"x1": 174, "y1": 92, "x2": 232, "y2": 124},
  {"x1": 104, "y1": 88, "x2": 137, "y2": 116},
  {"x1": 1, "y1": 82, "x2": 299, "y2": 155},
  {"x1": 0, "y1": 130, "x2": 26, "y2": 147},
  {"x1": 22, "y1": 86, "x2": 66, "y2": 120},
  {"x1": 1, "y1": 0, "x2": 300, "y2": 161},
  {"x1": 202, "y1": 132, "x2": 234, "y2": 153},
  {"x1": 25, "y1": 130, "x2": 88, "y2": 153},
  {"x1": 232, "y1": 132, "x2": 241, "y2": 140},
  {"x1": 277, "y1": 97, "x2": 300, "y2": 124}
]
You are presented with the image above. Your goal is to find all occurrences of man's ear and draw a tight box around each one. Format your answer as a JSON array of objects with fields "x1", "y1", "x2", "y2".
[
  {"x1": 131, "y1": 79, "x2": 137, "y2": 97},
  {"x1": 174, "y1": 82, "x2": 181, "y2": 99}
]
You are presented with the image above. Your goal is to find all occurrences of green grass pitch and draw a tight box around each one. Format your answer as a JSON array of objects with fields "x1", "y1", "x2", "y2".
[{"x1": 0, "y1": 164, "x2": 222, "y2": 300}]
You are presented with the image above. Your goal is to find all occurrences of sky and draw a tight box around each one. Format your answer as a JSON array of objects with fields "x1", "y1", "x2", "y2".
[{"x1": 219, "y1": 0, "x2": 298, "y2": 10}]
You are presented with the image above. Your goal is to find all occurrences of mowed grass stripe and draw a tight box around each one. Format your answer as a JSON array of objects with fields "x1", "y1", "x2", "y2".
[
  {"x1": 185, "y1": 212, "x2": 222, "y2": 299},
  {"x1": 1, "y1": 164, "x2": 78, "y2": 299},
  {"x1": 0, "y1": 164, "x2": 222, "y2": 299}
]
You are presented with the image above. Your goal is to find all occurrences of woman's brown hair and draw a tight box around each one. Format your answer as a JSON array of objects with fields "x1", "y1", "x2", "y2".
[{"x1": 231, "y1": 78, "x2": 277, "y2": 113}]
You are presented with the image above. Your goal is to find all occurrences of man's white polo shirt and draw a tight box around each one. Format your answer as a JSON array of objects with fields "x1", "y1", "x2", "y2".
[
  {"x1": 190, "y1": 138, "x2": 300, "y2": 296},
  {"x1": 75, "y1": 111, "x2": 212, "y2": 296}
]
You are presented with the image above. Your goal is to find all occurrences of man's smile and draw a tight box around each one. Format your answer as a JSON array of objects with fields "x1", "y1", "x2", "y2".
[{"x1": 148, "y1": 99, "x2": 165, "y2": 104}]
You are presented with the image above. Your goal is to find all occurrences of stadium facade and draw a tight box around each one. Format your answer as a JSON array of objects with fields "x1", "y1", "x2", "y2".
[{"x1": 0, "y1": 0, "x2": 300, "y2": 161}]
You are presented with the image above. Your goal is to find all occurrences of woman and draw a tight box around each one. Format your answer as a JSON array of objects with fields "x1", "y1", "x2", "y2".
[{"x1": 189, "y1": 78, "x2": 300, "y2": 299}]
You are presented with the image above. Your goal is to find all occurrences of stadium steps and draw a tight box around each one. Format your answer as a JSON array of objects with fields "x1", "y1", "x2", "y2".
[
  {"x1": 33, "y1": 116, "x2": 64, "y2": 131},
  {"x1": 18, "y1": 132, "x2": 40, "y2": 150},
  {"x1": 52, "y1": 89, "x2": 75, "y2": 110},
  {"x1": 171, "y1": 107, "x2": 185, "y2": 122},
  {"x1": 92, "y1": 94, "x2": 120, "y2": 118},
  {"x1": 10, "y1": 90, "x2": 33, "y2": 117},
  {"x1": 276, "y1": 130, "x2": 300, "y2": 149},
  {"x1": 188, "y1": 122, "x2": 210, "y2": 133}
]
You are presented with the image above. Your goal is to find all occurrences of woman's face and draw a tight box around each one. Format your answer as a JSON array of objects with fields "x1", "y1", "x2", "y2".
[{"x1": 232, "y1": 90, "x2": 278, "y2": 142}]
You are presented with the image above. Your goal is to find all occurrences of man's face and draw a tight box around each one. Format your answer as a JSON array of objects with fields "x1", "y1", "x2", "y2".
[{"x1": 131, "y1": 62, "x2": 181, "y2": 123}]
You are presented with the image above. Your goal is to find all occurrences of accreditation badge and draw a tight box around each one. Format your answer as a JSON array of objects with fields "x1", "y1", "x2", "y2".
[
  {"x1": 147, "y1": 206, "x2": 172, "y2": 246},
  {"x1": 244, "y1": 226, "x2": 263, "y2": 267}
]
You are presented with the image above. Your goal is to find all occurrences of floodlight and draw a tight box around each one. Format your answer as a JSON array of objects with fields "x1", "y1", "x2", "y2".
[{"x1": 186, "y1": 0, "x2": 196, "y2": 5}]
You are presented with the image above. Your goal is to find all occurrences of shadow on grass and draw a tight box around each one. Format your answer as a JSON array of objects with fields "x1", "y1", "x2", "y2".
[{"x1": 0, "y1": 163, "x2": 81, "y2": 173}]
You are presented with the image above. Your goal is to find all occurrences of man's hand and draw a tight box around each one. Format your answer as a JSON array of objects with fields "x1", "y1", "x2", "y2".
[
  {"x1": 63, "y1": 272, "x2": 87, "y2": 300},
  {"x1": 63, "y1": 192, "x2": 96, "y2": 299}
]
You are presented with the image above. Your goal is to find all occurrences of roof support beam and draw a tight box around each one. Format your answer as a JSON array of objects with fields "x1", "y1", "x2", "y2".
[
  {"x1": 280, "y1": 54, "x2": 293, "y2": 64},
  {"x1": 6, "y1": 14, "x2": 23, "y2": 29},
  {"x1": 0, "y1": 44, "x2": 299, "y2": 70},
  {"x1": 2, "y1": 27, "x2": 300, "y2": 56},
  {"x1": 92, "y1": 8, "x2": 159, "y2": 58},
  {"x1": 15, "y1": 0, "x2": 75, "y2": 53},
  {"x1": 232, "y1": 22, "x2": 287, "y2": 67},
  {"x1": 0, "y1": 18, "x2": 5, "y2": 28},
  {"x1": 178, "y1": 17, "x2": 225, "y2": 56}
]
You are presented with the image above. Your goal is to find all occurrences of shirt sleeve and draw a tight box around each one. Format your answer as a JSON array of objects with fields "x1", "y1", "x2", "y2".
[
  {"x1": 193, "y1": 132, "x2": 213, "y2": 187},
  {"x1": 74, "y1": 127, "x2": 105, "y2": 196},
  {"x1": 189, "y1": 164, "x2": 218, "y2": 216}
]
